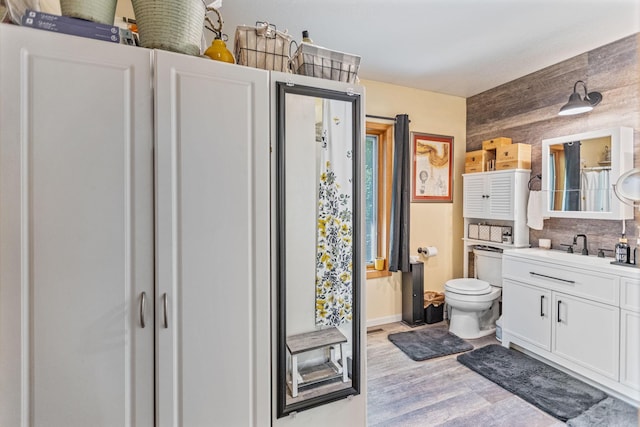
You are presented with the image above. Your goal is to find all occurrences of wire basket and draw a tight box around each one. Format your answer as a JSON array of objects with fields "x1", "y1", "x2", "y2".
[
  {"x1": 234, "y1": 22, "x2": 292, "y2": 72},
  {"x1": 131, "y1": 0, "x2": 207, "y2": 56},
  {"x1": 59, "y1": 0, "x2": 117, "y2": 25},
  {"x1": 291, "y1": 43, "x2": 360, "y2": 83}
]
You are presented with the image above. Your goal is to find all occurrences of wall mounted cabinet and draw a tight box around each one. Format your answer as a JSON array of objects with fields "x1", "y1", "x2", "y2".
[
  {"x1": 0, "y1": 24, "x2": 270, "y2": 426},
  {"x1": 463, "y1": 170, "x2": 527, "y2": 220},
  {"x1": 541, "y1": 127, "x2": 634, "y2": 220}
]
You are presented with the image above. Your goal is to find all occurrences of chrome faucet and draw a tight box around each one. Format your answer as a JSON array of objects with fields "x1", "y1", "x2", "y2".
[{"x1": 573, "y1": 234, "x2": 588, "y2": 255}]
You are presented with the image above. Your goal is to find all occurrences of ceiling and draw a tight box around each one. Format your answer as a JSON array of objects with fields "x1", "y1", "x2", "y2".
[{"x1": 213, "y1": 0, "x2": 640, "y2": 98}]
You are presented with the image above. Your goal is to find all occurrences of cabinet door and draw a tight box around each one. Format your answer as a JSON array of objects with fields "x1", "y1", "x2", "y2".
[
  {"x1": 487, "y1": 172, "x2": 515, "y2": 220},
  {"x1": 154, "y1": 51, "x2": 270, "y2": 427},
  {"x1": 620, "y1": 310, "x2": 640, "y2": 390},
  {"x1": 553, "y1": 292, "x2": 619, "y2": 380},
  {"x1": 502, "y1": 279, "x2": 551, "y2": 350},
  {"x1": 463, "y1": 174, "x2": 487, "y2": 217},
  {"x1": 0, "y1": 26, "x2": 154, "y2": 426}
]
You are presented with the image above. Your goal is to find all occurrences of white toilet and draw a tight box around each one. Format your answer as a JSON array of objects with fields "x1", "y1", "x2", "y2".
[{"x1": 445, "y1": 247, "x2": 502, "y2": 339}]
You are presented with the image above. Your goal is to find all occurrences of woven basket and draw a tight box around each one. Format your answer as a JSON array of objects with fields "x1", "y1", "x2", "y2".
[
  {"x1": 132, "y1": 0, "x2": 207, "y2": 56},
  {"x1": 291, "y1": 43, "x2": 360, "y2": 83},
  {"x1": 59, "y1": 0, "x2": 117, "y2": 25},
  {"x1": 234, "y1": 22, "x2": 292, "y2": 72}
]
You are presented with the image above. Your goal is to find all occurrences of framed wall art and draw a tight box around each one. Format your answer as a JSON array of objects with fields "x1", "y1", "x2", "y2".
[{"x1": 411, "y1": 132, "x2": 453, "y2": 202}]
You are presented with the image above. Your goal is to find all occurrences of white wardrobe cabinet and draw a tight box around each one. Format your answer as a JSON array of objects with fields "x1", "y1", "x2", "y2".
[{"x1": 0, "y1": 24, "x2": 270, "y2": 427}]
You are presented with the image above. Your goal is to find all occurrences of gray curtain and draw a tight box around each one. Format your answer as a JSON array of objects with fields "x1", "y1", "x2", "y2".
[
  {"x1": 388, "y1": 114, "x2": 410, "y2": 272},
  {"x1": 563, "y1": 141, "x2": 581, "y2": 211}
]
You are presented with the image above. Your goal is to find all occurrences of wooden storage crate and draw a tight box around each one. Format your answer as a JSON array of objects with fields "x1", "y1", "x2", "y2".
[
  {"x1": 482, "y1": 137, "x2": 512, "y2": 151},
  {"x1": 465, "y1": 149, "x2": 494, "y2": 173},
  {"x1": 496, "y1": 143, "x2": 531, "y2": 170}
]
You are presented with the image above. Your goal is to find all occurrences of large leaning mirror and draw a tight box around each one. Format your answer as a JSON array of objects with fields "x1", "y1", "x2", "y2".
[
  {"x1": 541, "y1": 127, "x2": 634, "y2": 220},
  {"x1": 276, "y1": 81, "x2": 362, "y2": 418}
]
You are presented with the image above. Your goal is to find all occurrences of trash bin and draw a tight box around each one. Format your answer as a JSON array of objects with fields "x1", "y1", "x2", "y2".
[{"x1": 423, "y1": 291, "x2": 445, "y2": 324}]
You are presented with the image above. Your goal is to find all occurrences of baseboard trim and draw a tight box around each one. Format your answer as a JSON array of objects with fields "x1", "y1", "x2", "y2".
[{"x1": 367, "y1": 314, "x2": 402, "y2": 328}]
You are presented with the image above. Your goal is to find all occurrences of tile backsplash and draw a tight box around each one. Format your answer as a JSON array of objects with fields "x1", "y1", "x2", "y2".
[{"x1": 530, "y1": 218, "x2": 638, "y2": 257}]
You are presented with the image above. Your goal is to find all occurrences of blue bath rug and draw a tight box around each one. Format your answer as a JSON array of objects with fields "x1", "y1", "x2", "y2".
[
  {"x1": 457, "y1": 344, "x2": 607, "y2": 421},
  {"x1": 388, "y1": 326, "x2": 473, "y2": 361}
]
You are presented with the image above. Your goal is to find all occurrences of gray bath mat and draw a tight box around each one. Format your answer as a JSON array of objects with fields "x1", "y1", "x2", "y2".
[
  {"x1": 457, "y1": 344, "x2": 607, "y2": 422},
  {"x1": 566, "y1": 397, "x2": 639, "y2": 427},
  {"x1": 388, "y1": 327, "x2": 473, "y2": 361}
]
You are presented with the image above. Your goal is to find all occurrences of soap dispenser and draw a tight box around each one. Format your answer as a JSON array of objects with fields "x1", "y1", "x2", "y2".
[{"x1": 615, "y1": 234, "x2": 630, "y2": 264}]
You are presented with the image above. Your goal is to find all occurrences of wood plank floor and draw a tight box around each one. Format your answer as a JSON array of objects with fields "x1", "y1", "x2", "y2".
[{"x1": 367, "y1": 321, "x2": 565, "y2": 427}]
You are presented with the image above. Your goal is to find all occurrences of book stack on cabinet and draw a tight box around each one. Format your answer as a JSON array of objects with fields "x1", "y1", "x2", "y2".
[{"x1": 21, "y1": 9, "x2": 123, "y2": 43}]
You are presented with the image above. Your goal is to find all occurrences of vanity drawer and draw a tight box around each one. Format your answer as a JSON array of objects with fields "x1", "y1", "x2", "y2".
[
  {"x1": 621, "y1": 277, "x2": 640, "y2": 313},
  {"x1": 503, "y1": 256, "x2": 619, "y2": 305}
]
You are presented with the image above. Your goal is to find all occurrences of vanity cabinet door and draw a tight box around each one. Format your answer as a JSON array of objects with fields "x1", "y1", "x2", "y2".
[
  {"x1": 502, "y1": 279, "x2": 551, "y2": 351},
  {"x1": 552, "y1": 292, "x2": 620, "y2": 380},
  {"x1": 620, "y1": 277, "x2": 640, "y2": 390},
  {"x1": 620, "y1": 310, "x2": 640, "y2": 390}
]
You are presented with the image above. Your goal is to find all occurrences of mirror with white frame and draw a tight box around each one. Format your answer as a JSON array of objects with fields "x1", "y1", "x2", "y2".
[
  {"x1": 542, "y1": 127, "x2": 634, "y2": 220},
  {"x1": 275, "y1": 81, "x2": 362, "y2": 418}
]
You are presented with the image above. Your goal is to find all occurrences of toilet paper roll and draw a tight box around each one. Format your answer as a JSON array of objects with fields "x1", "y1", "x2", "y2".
[{"x1": 418, "y1": 246, "x2": 438, "y2": 257}]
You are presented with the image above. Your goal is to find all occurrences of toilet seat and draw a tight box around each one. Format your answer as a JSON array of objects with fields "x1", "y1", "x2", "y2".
[{"x1": 445, "y1": 278, "x2": 491, "y2": 295}]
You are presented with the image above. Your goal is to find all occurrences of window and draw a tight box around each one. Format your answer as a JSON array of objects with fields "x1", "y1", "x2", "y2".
[{"x1": 365, "y1": 122, "x2": 393, "y2": 279}]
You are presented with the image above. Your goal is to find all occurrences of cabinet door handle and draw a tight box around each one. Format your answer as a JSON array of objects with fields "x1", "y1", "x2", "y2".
[
  {"x1": 557, "y1": 300, "x2": 562, "y2": 323},
  {"x1": 140, "y1": 291, "x2": 147, "y2": 328},
  {"x1": 162, "y1": 293, "x2": 168, "y2": 329},
  {"x1": 540, "y1": 295, "x2": 545, "y2": 317},
  {"x1": 530, "y1": 271, "x2": 575, "y2": 284}
]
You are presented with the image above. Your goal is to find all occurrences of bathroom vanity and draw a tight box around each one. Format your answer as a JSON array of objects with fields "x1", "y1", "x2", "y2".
[{"x1": 502, "y1": 248, "x2": 640, "y2": 405}]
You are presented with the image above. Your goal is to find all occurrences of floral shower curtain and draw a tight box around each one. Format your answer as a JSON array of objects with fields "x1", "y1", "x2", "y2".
[{"x1": 315, "y1": 99, "x2": 353, "y2": 327}]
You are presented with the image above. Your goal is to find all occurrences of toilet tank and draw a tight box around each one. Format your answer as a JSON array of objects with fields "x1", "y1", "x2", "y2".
[{"x1": 473, "y1": 248, "x2": 503, "y2": 287}]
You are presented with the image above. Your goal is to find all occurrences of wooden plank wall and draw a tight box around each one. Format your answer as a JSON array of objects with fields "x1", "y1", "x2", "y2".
[{"x1": 467, "y1": 33, "x2": 640, "y2": 255}]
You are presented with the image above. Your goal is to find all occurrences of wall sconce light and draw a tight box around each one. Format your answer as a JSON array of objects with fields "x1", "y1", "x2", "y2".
[{"x1": 558, "y1": 80, "x2": 603, "y2": 116}]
